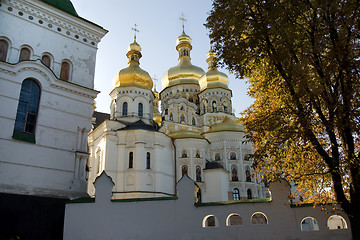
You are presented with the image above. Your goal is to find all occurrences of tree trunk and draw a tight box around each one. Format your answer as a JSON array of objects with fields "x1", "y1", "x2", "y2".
[{"x1": 346, "y1": 209, "x2": 360, "y2": 240}]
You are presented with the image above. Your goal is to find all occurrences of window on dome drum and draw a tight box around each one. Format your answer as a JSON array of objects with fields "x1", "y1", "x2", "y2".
[
  {"x1": 196, "y1": 165, "x2": 201, "y2": 181},
  {"x1": 233, "y1": 188, "x2": 240, "y2": 200},
  {"x1": 169, "y1": 112, "x2": 173, "y2": 121},
  {"x1": 202, "y1": 215, "x2": 218, "y2": 228},
  {"x1": 226, "y1": 213, "x2": 242, "y2": 226},
  {"x1": 122, "y1": 102, "x2": 128, "y2": 116},
  {"x1": 301, "y1": 217, "x2": 319, "y2": 231},
  {"x1": 247, "y1": 189, "x2": 252, "y2": 199},
  {"x1": 182, "y1": 165, "x2": 188, "y2": 176},
  {"x1": 327, "y1": 215, "x2": 348, "y2": 230},
  {"x1": 231, "y1": 165, "x2": 238, "y2": 181},
  {"x1": 192, "y1": 117, "x2": 196, "y2": 125},
  {"x1": 180, "y1": 114, "x2": 185, "y2": 123},
  {"x1": 146, "y1": 152, "x2": 150, "y2": 169},
  {"x1": 245, "y1": 166, "x2": 251, "y2": 182},
  {"x1": 230, "y1": 152, "x2": 236, "y2": 160},
  {"x1": 195, "y1": 151, "x2": 200, "y2": 158},
  {"x1": 202, "y1": 104, "x2": 206, "y2": 114},
  {"x1": 60, "y1": 61, "x2": 70, "y2": 81},
  {"x1": 212, "y1": 101, "x2": 217, "y2": 112},
  {"x1": 19, "y1": 47, "x2": 31, "y2": 61},
  {"x1": 129, "y1": 152, "x2": 133, "y2": 168},
  {"x1": 0, "y1": 40, "x2": 9, "y2": 61},
  {"x1": 181, "y1": 150, "x2": 187, "y2": 158},
  {"x1": 251, "y1": 212, "x2": 268, "y2": 224},
  {"x1": 13, "y1": 79, "x2": 41, "y2": 143},
  {"x1": 41, "y1": 54, "x2": 51, "y2": 68},
  {"x1": 138, "y1": 103, "x2": 143, "y2": 117}
]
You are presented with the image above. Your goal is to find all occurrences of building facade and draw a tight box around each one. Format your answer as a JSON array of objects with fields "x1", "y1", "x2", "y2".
[
  {"x1": 0, "y1": 0, "x2": 106, "y2": 238},
  {"x1": 88, "y1": 30, "x2": 268, "y2": 203}
]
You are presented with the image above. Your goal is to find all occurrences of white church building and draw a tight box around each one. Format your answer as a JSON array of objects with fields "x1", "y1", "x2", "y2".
[{"x1": 87, "y1": 29, "x2": 268, "y2": 203}]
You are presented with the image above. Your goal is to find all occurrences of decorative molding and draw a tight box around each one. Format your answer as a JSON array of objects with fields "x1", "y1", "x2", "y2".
[{"x1": 1, "y1": 0, "x2": 106, "y2": 47}]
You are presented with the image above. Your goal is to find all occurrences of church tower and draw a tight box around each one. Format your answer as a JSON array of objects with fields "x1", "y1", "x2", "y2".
[{"x1": 110, "y1": 36, "x2": 154, "y2": 125}]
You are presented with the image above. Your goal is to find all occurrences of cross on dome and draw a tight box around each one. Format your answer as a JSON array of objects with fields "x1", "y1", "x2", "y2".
[
  {"x1": 131, "y1": 24, "x2": 139, "y2": 42},
  {"x1": 179, "y1": 13, "x2": 186, "y2": 31}
]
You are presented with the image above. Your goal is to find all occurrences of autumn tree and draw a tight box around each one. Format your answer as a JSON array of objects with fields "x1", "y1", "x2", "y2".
[{"x1": 206, "y1": 0, "x2": 360, "y2": 238}]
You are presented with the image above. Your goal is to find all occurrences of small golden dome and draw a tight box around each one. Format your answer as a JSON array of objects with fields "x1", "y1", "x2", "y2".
[
  {"x1": 113, "y1": 40, "x2": 153, "y2": 90},
  {"x1": 168, "y1": 129, "x2": 205, "y2": 139},
  {"x1": 162, "y1": 31, "x2": 205, "y2": 89},
  {"x1": 207, "y1": 116, "x2": 244, "y2": 133},
  {"x1": 199, "y1": 47, "x2": 229, "y2": 91}
]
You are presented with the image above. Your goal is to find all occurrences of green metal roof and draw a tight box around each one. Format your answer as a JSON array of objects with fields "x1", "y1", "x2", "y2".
[{"x1": 40, "y1": 0, "x2": 78, "y2": 17}]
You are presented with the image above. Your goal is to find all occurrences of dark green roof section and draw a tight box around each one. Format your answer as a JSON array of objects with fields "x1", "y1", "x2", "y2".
[
  {"x1": 195, "y1": 197, "x2": 272, "y2": 207},
  {"x1": 40, "y1": 0, "x2": 78, "y2": 17},
  {"x1": 67, "y1": 197, "x2": 95, "y2": 204}
]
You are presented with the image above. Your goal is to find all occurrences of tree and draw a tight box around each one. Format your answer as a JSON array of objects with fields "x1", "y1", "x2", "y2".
[{"x1": 206, "y1": 0, "x2": 360, "y2": 238}]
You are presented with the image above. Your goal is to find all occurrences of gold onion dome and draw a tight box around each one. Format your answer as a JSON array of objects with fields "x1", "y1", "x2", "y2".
[
  {"x1": 113, "y1": 39, "x2": 153, "y2": 90},
  {"x1": 199, "y1": 46, "x2": 228, "y2": 91},
  {"x1": 161, "y1": 30, "x2": 205, "y2": 89},
  {"x1": 207, "y1": 116, "x2": 244, "y2": 133},
  {"x1": 153, "y1": 88, "x2": 162, "y2": 125},
  {"x1": 168, "y1": 129, "x2": 205, "y2": 139}
]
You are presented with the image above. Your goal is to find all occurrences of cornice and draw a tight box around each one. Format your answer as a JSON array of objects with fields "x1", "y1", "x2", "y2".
[{"x1": 1, "y1": 0, "x2": 107, "y2": 47}]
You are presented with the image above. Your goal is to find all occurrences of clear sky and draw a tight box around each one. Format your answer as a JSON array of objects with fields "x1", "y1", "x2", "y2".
[{"x1": 71, "y1": 0, "x2": 254, "y2": 117}]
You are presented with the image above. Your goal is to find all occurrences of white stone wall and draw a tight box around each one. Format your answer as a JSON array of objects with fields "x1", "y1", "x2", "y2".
[
  {"x1": 0, "y1": 0, "x2": 106, "y2": 198},
  {"x1": 64, "y1": 174, "x2": 351, "y2": 240}
]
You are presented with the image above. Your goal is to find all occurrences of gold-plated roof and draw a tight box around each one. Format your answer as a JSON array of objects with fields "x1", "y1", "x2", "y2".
[
  {"x1": 168, "y1": 129, "x2": 205, "y2": 139},
  {"x1": 207, "y1": 116, "x2": 244, "y2": 133},
  {"x1": 113, "y1": 40, "x2": 153, "y2": 90},
  {"x1": 161, "y1": 31, "x2": 205, "y2": 89},
  {"x1": 153, "y1": 88, "x2": 162, "y2": 125},
  {"x1": 199, "y1": 47, "x2": 228, "y2": 91}
]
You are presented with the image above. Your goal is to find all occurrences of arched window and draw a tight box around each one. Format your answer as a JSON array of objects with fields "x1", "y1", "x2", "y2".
[
  {"x1": 195, "y1": 151, "x2": 200, "y2": 158},
  {"x1": 251, "y1": 212, "x2": 268, "y2": 224},
  {"x1": 327, "y1": 215, "x2": 348, "y2": 230},
  {"x1": 180, "y1": 114, "x2": 185, "y2": 123},
  {"x1": 138, "y1": 103, "x2": 143, "y2": 117},
  {"x1": 301, "y1": 217, "x2": 319, "y2": 231},
  {"x1": 129, "y1": 152, "x2": 133, "y2": 168},
  {"x1": 19, "y1": 47, "x2": 31, "y2": 61},
  {"x1": 122, "y1": 102, "x2": 128, "y2": 116},
  {"x1": 223, "y1": 101, "x2": 228, "y2": 112},
  {"x1": 192, "y1": 117, "x2": 196, "y2": 125},
  {"x1": 146, "y1": 152, "x2": 150, "y2": 169},
  {"x1": 60, "y1": 61, "x2": 70, "y2": 81},
  {"x1": 212, "y1": 101, "x2": 217, "y2": 112},
  {"x1": 245, "y1": 166, "x2": 251, "y2": 182},
  {"x1": 13, "y1": 79, "x2": 41, "y2": 143},
  {"x1": 231, "y1": 165, "x2": 238, "y2": 181},
  {"x1": 169, "y1": 112, "x2": 173, "y2": 121},
  {"x1": 233, "y1": 188, "x2": 240, "y2": 200},
  {"x1": 165, "y1": 109, "x2": 168, "y2": 115},
  {"x1": 226, "y1": 213, "x2": 242, "y2": 226},
  {"x1": 181, "y1": 150, "x2": 187, "y2": 158},
  {"x1": 215, "y1": 153, "x2": 221, "y2": 161},
  {"x1": 182, "y1": 165, "x2": 188, "y2": 176},
  {"x1": 230, "y1": 152, "x2": 236, "y2": 160},
  {"x1": 41, "y1": 54, "x2": 51, "y2": 68},
  {"x1": 196, "y1": 165, "x2": 201, "y2": 182},
  {"x1": 247, "y1": 189, "x2": 252, "y2": 199},
  {"x1": 180, "y1": 105, "x2": 184, "y2": 111},
  {"x1": 0, "y1": 39, "x2": 9, "y2": 61},
  {"x1": 202, "y1": 215, "x2": 218, "y2": 228},
  {"x1": 202, "y1": 104, "x2": 206, "y2": 114}
]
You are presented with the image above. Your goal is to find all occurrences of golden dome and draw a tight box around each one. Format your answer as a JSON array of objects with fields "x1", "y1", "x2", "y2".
[
  {"x1": 199, "y1": 47, "x2": 228, "y2": 91},
  {"x1": 161, "y1": 31, "x2": 205, "y2": 89},
  {"x1": 207, "y1": 116, "x2": 244, "y2": 133},
  {"x1": 153, "y1": 88, "x2": 162, "y2": 125},
  {"x1": 113, "y1": 40, "x2": 153, "y2": 90},
  {"x1": 168, "y1": 129, "x2": 205, "y2": 139}
]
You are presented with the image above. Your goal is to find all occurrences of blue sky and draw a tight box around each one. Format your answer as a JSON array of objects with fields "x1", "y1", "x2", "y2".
[{"x1": 71, "y1": 0, "x2": 254, "y2": 116}]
